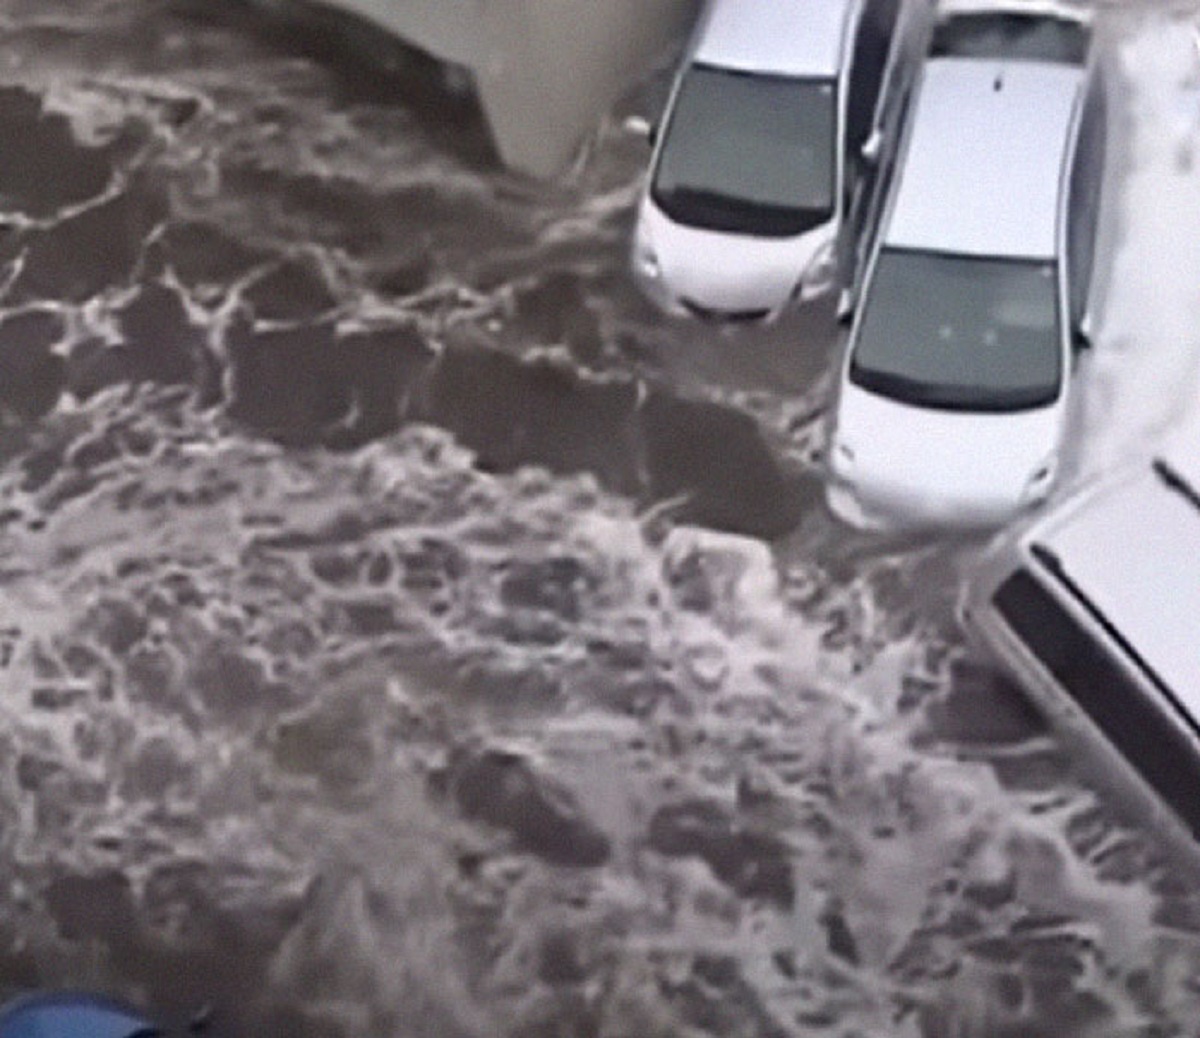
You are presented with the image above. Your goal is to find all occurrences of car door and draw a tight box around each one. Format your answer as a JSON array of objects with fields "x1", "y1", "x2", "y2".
[
  {"x1": 839, "y1": 0, "x2": 913, "y2": 310},
  {"x1": 839, "y1": 86, "x2": 902, "y2": 315},
  {"x1": 1067, "y1": 66, "x2": 1107, "y2": 349},
  {"x1": 844, "y1": 0, "x2": 900, "y2": 196}
]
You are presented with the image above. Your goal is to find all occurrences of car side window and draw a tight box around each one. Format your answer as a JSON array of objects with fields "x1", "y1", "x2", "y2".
[
  {"x1": 1068, "y1": 70, "x2": 1106, "y2": 329},
  {"x1": 993, "y1": 566, "x2": 1200, "y2": 837},
  {"x1": 841, "y1": 107, "x2": 899, "y2": 298}
]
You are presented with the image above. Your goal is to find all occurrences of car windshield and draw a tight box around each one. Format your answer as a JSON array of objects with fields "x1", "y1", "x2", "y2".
[
  {"x1": 850, "y1": 249, "x2": 1062, "y2": 411},
  {"x1": 651, "y1": 64, "x2": 836, "y2": 237}
]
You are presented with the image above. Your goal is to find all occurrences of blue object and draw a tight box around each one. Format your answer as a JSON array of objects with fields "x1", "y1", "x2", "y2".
[{"x1": 0, "y1": 991, "x2": 159, "y2": 1038}]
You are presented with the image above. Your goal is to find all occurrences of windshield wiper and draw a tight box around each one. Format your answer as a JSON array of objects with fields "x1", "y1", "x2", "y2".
[
  {"x1": 652, "y1": 183, "x2": 830, "y2": 237},
  {"x1": 850, "y1": 362, "x2": 1056, "y2": 412}
]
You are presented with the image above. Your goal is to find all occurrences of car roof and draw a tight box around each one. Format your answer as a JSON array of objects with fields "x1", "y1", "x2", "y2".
[
  {"x1": 1026, "y1": 430, "x2": 1200, "y2": 721},
  {"x1": 884, "y1": 56, "x2": 1087, "y2": 259},
  {"x1": 692, "y1": 0, "x2": 855, "y2": 78}
]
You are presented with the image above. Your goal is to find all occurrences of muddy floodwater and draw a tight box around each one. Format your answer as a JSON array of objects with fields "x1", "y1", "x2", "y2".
[{"x1": 1, "y1": 2, "x2": 1200, "y2": 1036}]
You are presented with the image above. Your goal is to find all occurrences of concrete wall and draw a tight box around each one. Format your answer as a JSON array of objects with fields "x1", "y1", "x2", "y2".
[
  {"x1": 289, "y1": 0, "x2": 699, "y2": 176},
  {"x1": 474, "y1": 0, "x2": 698, "y2": 176}
]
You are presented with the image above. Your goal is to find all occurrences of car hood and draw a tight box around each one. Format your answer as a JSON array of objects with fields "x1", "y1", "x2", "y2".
[
  {"x1": 637, "y1": 197, "x2": 833, "y2": 314},
  {"x1": 830, "y1": 380, "x2": 1067, "y2": 527}
]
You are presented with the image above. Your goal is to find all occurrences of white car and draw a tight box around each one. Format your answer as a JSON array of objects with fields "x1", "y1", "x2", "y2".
[
  {"x1": 630, "y1": 0, "x2": 929, "y2": 322},
  {"x1": 959, "y1": 420, "x2": 1200, "y2": 860},
  {"x1": 826, "y1": 3, "x2": 1106, "y2": 528}
]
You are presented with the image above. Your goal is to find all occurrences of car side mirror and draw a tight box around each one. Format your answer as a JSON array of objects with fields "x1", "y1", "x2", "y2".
[
  {"x1": 623, "y1": 114, "x2": 657, "y2": 145},
  {"x1": 836, "y1": 288, "x2": 855, "y2": 325},
  {"x1": 860, "y1": 128, "x2": 883, "y2": 165},
  {"x1": 1072, "y1": 312, "x2": 1094, "y2": 351}
]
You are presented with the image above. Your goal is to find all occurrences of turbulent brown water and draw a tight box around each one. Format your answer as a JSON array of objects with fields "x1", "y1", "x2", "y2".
[{"x1": 1, "y1": 2, "x2": 1200, "y2": 1036}]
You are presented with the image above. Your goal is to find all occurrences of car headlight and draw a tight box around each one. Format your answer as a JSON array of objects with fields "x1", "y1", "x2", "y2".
[
  {"x1": 830, "y1": 437, "x2": 856, "y2": 478},
  {"x1": 1021, "y1": 454, "x2": 1058, "y2": 504},
  {"x1": 634, "y1": 238, "x2": 661, "y2": 281}
]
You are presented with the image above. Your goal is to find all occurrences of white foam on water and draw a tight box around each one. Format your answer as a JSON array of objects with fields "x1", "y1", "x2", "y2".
[{"x1": 5, "y1": 3, "x2": 1200, "y2": 1032}]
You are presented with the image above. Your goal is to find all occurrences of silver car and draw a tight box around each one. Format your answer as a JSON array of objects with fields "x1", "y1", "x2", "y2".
[
  {"x1": 630, "y1": 0, "x2": 930, "y2": 321},
  {"x1": 960, "y1": 424, "x2": 1200, "y2": 866},
  {"x1": 826, "y1": 0, "x2": 1106, "y2": 529}
]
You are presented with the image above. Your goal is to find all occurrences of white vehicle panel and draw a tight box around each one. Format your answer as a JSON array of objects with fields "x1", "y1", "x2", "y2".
[
  {"x1": 694, "y1": 0, "x2": 853, "y2": 78},
  {"x1": 634, "y1": 200, "x2": 834, "y2": 315},
  {"x1": 831, "y1": 380, "x2": 1066, "y2": 526},
  {"x1": 885, "y1": 58, "x2": 1084, "y2": 259},
  {"x1": 1032, "y1": 464, "x2": 1200, "y2": 718}
]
